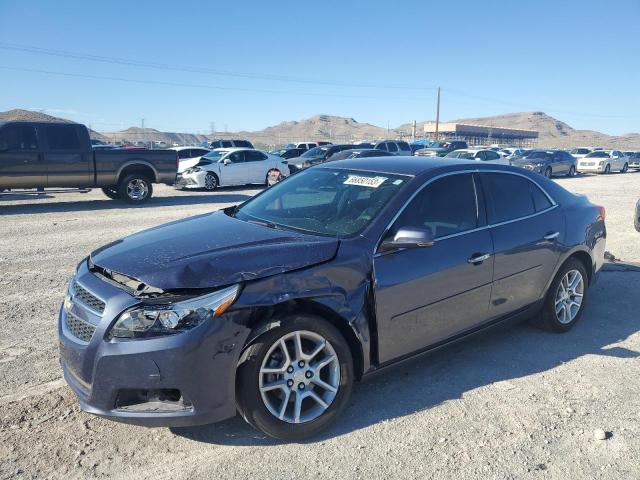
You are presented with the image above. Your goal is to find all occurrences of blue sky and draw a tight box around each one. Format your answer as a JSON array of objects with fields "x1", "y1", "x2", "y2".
[{"x1": 0, "y1": 0, "x2": 638, "y2": 135}]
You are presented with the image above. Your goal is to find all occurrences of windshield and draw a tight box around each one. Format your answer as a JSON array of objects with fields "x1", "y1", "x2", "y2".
[
  {"x1": 235, "y1": 168, "x2": 408, "y2": 236},
  {"x1": 585, "y1": 151, "x2": 609, "y2": 158},
  {"x1": 522, "y1": 151, "x2": 549, "y2": 160},
  {"x1": 445, "y1": 151, "x2": 475, "y2": 159},
  {"x1": 571, "y1": 148, "x2": 590, "y2": 154},
  {"x1": 301, "y1": 146, "x2": 329, "y2": 158},
  {"x1": 202, "y1": 151, "x2": 225, "y2": 162}
]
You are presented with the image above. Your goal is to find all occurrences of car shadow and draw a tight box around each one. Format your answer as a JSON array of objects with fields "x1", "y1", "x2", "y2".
[
  {"x1": 0, "y1": 190, "x2": 255, "y2": 215},
  {"x1": 171, "y1": 264, "x2": 640, "y2": 446}
]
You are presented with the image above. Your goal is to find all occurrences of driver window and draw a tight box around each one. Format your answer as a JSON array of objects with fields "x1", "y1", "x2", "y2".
[
  {"x1": 226, "y1": 151, "x2": 244, "y2": 163},
  {"x1": 391, "y1": 174, "x2": 479, "y2": 239}
]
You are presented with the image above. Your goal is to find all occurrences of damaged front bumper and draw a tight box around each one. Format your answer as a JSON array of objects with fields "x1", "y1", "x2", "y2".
[{"x1": 58, "y1": 260, "x2": 250, "y2": 427}]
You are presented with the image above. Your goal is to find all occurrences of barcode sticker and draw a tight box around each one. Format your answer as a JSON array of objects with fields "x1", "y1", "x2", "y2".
[{"x1": 343, "y1": 175, "x2": 387, "y2": 188}]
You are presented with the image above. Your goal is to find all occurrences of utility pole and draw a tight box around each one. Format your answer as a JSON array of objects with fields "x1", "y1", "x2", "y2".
[
  {"x1": 386, "y1": 120, "x2": 390, "y2": 137},
  {"x1": 141, "y1": 118, "x2": 145, "y2": 145},
  {"x1": 412, "y1": 120, "x2": 416, "y2": 141},
  {"x1": 210, "y1": 122, "x2": 215, "y2": 136},
  {"x1": 224, "y1": 123, "x2": 228, "y2": 133},
  {"x1": 434, "y1": 87, "x2": 441, "y2": 141}
]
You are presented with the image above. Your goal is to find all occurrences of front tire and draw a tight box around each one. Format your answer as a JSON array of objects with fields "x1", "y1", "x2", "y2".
[
  {"x1": 534, "y1": 258, "x2": 588, "y2": 332},
  {"x1": 117, "y1": 174, "x2": 153, "y2": 204},
  {"x1": 621, "y1": 162, "x2": 629, "y2": 173},
  {"x1": 544, "y1": 167, "x2": 552, "y2": 178},
  {"x1": 204, "y1": 172, "x2": 218, "y2": 191},
  {"x1": 236, "y1": 314, "x2": 353, "y2": 441},
  {"x1": 567, "y1": 165, "x2": 576, "y2": 177},
  {"x1": 604, "y1": 164, "x2": 611, "y2": 174}
]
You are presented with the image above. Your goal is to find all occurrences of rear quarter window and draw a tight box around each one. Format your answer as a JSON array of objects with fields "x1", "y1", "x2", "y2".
[
  {"x1": 481, "y1": 173, "x2": 536, "y2": 223},
  {"x1": 46, "y1": 125, "x2": 81, "y2": 150}
]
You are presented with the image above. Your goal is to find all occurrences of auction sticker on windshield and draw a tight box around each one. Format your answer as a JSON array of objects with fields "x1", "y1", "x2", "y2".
[{"x1": 344, "y1": 175, "x2": 387, "y2": 188}]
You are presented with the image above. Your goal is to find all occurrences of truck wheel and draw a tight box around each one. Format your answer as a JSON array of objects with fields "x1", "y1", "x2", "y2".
[
  {"x1": 236, "y1": 314, "x2": 353, "y2": 441},
  {"x1": 101, "y1": 187, "x2": 121, "y2": 199},
  {"x1": 117, "y1": 174, "x2": 153, "y2": 204}
]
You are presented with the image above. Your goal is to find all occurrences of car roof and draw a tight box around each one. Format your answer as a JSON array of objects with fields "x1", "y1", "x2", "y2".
[
  {"x1": 320, "y1": 155, "x2": 479, "y2": 176},
  {"x1": 211, "y1": 147, "x2": 254, "y2": 152},
  {"x1": 170, "y1": 146, "x2": 210, "y2": 151}
]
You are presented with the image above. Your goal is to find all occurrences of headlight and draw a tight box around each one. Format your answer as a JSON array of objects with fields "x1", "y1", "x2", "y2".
[
  {"x1": 108, "y1": 284, "x2": 240, "y2": 339},
  {"x1": 598, "y1": 161, "x2": 604, "y2": 166}
]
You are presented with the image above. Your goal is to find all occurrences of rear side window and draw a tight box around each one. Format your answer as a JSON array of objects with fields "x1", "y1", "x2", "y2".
[
  {"x1": 46, "y1": 125, "x2": 80, "y2": 150},
  {"x1": 484, "y1": 151, "x2": 500, "y2": 160},
  {"x1": 397, "y1": 141, "x2": 410, "y2": 150},
  {"x1": 394, "y1": 173, "x2": 479, "y2": 239},
  {"x1": 376, "y1": 143, "x2": 387, "y2": 151},
  {"x1": 387, "y1": 142, "x2": 398, "y2": 153},
  {"x1": 235, "y1": 140, "x2": 252, "y2": 148},
  {"x1": 226, "y1": 151, "x2": 245, "y2": 163},
  {"x1": 177, "y1": 149, "x2": 191, "y2": 159},
  {"x1": 0, "y1": 124, "x2": 38, "y2": 150},
  {"x1": 245, "y1": 150, "x2": 268, "y2": 162},
  {"x1": 481, "y1": 173, "x2": 535, "y2": 223},
  {"x1": 529, "y1": 181, "x2": 553, "y2": 212}
]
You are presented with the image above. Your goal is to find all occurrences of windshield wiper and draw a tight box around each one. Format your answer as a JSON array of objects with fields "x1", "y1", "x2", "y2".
[{"x1": 247, "y1": 219, "x2": 279, "y2": 229}]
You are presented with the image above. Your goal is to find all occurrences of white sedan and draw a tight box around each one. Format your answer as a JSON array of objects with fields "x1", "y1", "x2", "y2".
[
  {"x1": 176, "y1": 148, "x2": 290, "y2": 190},
  {"x1": 577, "y1": 150, "x2": 629, "y2": 174},
  {"x1": 169, "y1": 146, "x2": 211, "y2": 173},
  {"x1": 444, "y1": 148, "x2": 510, "y2": 165}
]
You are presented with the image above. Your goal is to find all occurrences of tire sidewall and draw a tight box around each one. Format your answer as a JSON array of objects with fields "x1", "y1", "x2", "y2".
[
  {"x1": 118, "y1": 174, "x2": 152, "y2": 203},
  {"x1": 236, "y1": 314, "x2": 353, "y2": 441},
  {"x1": 544, "y1": 167, "x2": 552, "y2": 178},
  {"x1": 204, "y1": 172, "x2": 218, "y2": 191},
  {"x1": 542, "y1": 258, "x2": 589, "y2": 332}
]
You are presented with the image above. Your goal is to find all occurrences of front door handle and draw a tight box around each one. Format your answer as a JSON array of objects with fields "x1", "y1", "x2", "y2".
[
  {"x1": 468, "y1": 253, "x2": 491, "y2": 264},
  {"x1": 544, "y1": 231, "x2": 560, "y2": 241}
]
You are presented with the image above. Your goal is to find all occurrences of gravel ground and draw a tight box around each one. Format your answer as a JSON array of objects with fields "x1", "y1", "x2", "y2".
[{"x1": 0, "y1": 172, "x2": 639, "y2": 479}]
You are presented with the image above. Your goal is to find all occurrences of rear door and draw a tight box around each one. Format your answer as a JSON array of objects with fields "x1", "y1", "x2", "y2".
[
  {"x1": 480, "y1": 172, "x2": 563, "y2": 317},
  {"x1": 43, "y1": 124, "x2": 91, "y2": 187},
  {"x1": 386, "y1": 142, "x2": 399, "y2": 155},
  {"x1": 0, "y1": 123, "x2": 44, "y2": 189},
  {"x1": 244, "y1": 150, "x2": 270, "y2": 183},
  {"x1": 373, "y1": 173, "x2": 494, "y2": 363},
  {"x1": 551, "y1": 151, "x2": 568, "y2": 174}
]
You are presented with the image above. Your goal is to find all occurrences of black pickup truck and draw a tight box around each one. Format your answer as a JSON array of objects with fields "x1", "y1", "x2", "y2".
[{"x1": 0, "y1": 121, "x2": 177, "y2": 203}]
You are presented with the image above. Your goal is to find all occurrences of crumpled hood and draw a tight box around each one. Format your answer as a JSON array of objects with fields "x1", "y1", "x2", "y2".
[{"x1": 90, "y1": 210, "x2": 339, "y2": 291}]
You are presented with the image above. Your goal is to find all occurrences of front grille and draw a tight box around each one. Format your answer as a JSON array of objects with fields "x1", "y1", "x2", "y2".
[
  {"x1": 581, "y1": 162, "x2": 595, "y2": 167},
  {"x1": 65, "y1": 311, "x2": 97, "y2": 343},
  {"x1": 71, "y1": 281, "x2": 105, "y2": 314}
]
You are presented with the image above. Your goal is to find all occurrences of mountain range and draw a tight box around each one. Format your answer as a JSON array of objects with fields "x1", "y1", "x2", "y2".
[{"x1": 1, "y1": 109, "x2": 638, "y2": 149}]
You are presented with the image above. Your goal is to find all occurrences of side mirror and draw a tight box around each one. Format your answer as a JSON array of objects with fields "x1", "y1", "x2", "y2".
[
  {"x1": 0, "y1": 140, "x2": 8, "y2": 152},
  {"x1": 635, "y1": 199, "x2": 640, "y2": 233},
  {"x1": 223, "y1": 158, "x2": 232, "y2": 166},
  {"x1": 379, "y1": 227, "x2": 435, "y2": 253}
]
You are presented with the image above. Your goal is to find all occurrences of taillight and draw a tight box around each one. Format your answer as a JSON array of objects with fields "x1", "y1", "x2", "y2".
[{"x1": 597, "y1": 206, "x2": 606, "y2": 221}]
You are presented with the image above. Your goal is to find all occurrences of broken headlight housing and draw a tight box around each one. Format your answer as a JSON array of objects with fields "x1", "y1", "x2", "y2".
[{"x1": 108, "y1": 284, "x2": 240, "y2": 340}]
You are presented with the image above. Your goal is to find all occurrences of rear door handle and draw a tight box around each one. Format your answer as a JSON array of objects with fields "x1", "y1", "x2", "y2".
[
  {"x1": 544, "y1": 231, "x2": 560, "y2": 241},
  {"x1": 468, "y1": 253, "x2": 491, "y2": 264}
]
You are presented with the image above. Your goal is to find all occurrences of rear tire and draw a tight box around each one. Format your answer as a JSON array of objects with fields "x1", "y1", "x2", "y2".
[
  {"x1": 117, "y1": 173, "x2": 153, "y2": 204},
  {"x1": 266, "y1": 169, "x2": 283, "y2": 187},
  {"x1": 567, "y1": 166, "x2": 576, "y2": 177},
  {"x1": 544, "y1": 167, "x2": 552, "y2": 178},
  {"x1": 531, "y1": 258, "x2": 589, "y2": 333},
  {"x1": 621, "y1": 162, "x2": 629, "y2": 173},
  {"x1": 236, "y1": 314, "x2": 353, "y2": 441},
  {"x1": 604, "y1": 164, "x2": 611, "y2": 174},
  {"x1": 101, "y1": 187, "x2": 121, "y2": 199}
]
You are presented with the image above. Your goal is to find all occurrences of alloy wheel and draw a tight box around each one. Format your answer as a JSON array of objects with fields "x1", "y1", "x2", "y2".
[
  {"x1": 204, "y1": 173, "x2": 217, "y2": 190},
  {"x1": 259, "y1": 330, "x2": 340, "y2": 424},
  {"x1": 126, "y1": 179, "x2": 149, "y2": 201},
  {"x1": 554, "y1": 269, "x2": 584, "y2": 324}
]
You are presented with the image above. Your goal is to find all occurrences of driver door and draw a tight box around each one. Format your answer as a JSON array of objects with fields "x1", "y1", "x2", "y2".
[
  {"x1": 373, "y1": 173, "x2": 494, "y2": 364},
  {"x1": 220, "y1": 150, "x2": 249, "y2": 185}
]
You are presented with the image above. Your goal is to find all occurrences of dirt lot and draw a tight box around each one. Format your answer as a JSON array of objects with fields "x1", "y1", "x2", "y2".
[{"x1": 1, "y1": 172, "x2": 639, "y2": 480}]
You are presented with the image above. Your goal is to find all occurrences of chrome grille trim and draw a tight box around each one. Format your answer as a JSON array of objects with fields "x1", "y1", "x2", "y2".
[
  {"x1": 71, "y1": 281, "x2": 106, "y2": 314},
  {"x1": 64, "y1": 310, "x2": 97, "y2": 343}
]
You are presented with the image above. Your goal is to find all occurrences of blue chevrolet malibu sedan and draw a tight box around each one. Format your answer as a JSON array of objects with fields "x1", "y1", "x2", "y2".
[{"x1": 59, "y1": 157, "x2": 606, "y2": 440}]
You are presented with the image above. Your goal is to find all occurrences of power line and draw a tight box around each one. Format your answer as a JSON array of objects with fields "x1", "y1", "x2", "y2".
[
  {"x1": 0, "y1": 42, "x2": 440, "y2": 92},
  {"x1": 0, "y1": 65, "x2": 435, "y2": 101}
]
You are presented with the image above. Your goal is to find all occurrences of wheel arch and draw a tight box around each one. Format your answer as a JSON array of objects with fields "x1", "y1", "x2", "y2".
[
  {"x1": 117, "y1": 162, "x2": 158, "y2": 184},
  {"x1": 240, "y1": 299, "x2": 365, "y2": 380}
]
